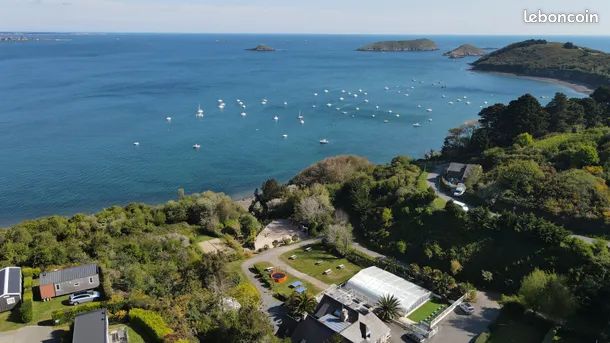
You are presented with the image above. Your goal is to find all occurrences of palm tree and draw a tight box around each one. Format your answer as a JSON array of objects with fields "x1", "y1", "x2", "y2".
[
  {"x1": 287, "y1": 292, "x2": 317, "y2": 318},
  {"x1": 375, "y1": 294, "x2": 403, "y2": 322}
]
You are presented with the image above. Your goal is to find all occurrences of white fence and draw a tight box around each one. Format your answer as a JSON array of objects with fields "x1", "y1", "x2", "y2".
[{"x1": 429, "y1": 294, "x2": 466, "y2": 328}]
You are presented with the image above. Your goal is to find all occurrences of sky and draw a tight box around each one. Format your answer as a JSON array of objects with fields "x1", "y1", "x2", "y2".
[{"x1": 0, "y1": 0, "x2": 608, "y2": 35}]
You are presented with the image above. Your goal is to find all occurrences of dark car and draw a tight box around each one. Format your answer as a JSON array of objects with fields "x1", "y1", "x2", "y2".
[{"x1": 403, "y1": 331, "x2": 427, "y2": 343}]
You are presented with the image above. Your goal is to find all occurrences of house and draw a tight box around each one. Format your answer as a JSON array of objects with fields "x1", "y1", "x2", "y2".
[
  {"x1": 444, "y1": 162, "x2": 480, "y2": 185},
  {"x1": 291, "y1": 287, "x2": 391, "y2": 343},
  {"x1": 0, "y1": 267, "x2": 22, "y2": 312},
  {"x1": 73, "y1": 309, "x2": 109, "y2": 343},
  {"x1": 39, "y1": 264, "x2": 100, "y2": 300}
]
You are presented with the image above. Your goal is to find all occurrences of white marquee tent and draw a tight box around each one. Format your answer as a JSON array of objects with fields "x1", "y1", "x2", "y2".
[{"x1": 345, "y1": 266, "x2": 431, "y2": 314}]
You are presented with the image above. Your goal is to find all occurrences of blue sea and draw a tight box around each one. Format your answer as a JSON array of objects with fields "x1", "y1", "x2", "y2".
[{"x1": 0, "y1": 34, "x2": 607, "y2": 226}]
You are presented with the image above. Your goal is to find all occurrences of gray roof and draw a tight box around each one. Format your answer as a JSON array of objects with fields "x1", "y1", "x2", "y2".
[
  {"x1": 73, "y1": 309, "x2": 108, "y2": 343},
  {"x1": 40, "y1": 264, "x2": 98, "y2": 286},
  {"x1": 0, "y1": 267, "x2": 22, "y2": 296},
  {"x1": 447, "y1": 162, "x2": 466, "y2": 173}
]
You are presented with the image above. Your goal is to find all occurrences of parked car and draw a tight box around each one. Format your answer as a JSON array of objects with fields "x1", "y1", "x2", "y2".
[
  {"x1": 459, "y1": 302, "x2": 475, "y2": 314},
  {"x1": 453, "y1": 183, "x2": 466, "y2": 196},
  {"x1": 403, "y1": 332, "x2": 427, "y2": 342},
  {"x1": 69, "y1": 290, "x2": 100, "y2": 305},
  {"x1": 452, "y1": 200, "x2": 469, "y2": 212}
]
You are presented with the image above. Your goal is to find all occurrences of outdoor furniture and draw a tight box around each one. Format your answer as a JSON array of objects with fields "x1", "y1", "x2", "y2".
[
  {"x1": 289, "y1": 255, "x2": 297, "y2": 260},
  {"x1": 337, "y1": 264, "x2": 345, "y2": 269},
  {"x1": 289, "y1": 281, "x2": 303, "y2": 288},
  {"x1": 295, "y1": 286, "x2": 307, "y2": 294},
  {"x1": 315, "y1": 260, "x2": 323, "y2": 265},
  {"x1": 264, "y1": 267, "x2": 274, "y2": 272},
  {"x1": 323, "y1": 269, "x2": 332, "y2": 275},
  {"x1": 305, "y1": 247, "x2": 312, "y2": 252}
]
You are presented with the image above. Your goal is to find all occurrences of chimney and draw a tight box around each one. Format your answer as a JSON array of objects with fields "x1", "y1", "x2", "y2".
[
  {"x1": 359, "y1": 322, "x2": 371, "y2": 339},
  {"x1": 340, "y1": 308, "x2": 349, "y2": 322}
]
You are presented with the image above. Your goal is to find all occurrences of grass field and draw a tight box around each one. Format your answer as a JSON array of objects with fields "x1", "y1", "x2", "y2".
[
  {"x1": 280, "y1": 244, "x2": 361, "y2": 285},
  {"x1": 253, "y1": 262, "x2": 321, "y2": 297},
  {"x1": 0, "y1": 294, "x2": 79, "y2": 332},
  {"x1": 407, "y1": 298, "x2": 446, "y2": 323}
]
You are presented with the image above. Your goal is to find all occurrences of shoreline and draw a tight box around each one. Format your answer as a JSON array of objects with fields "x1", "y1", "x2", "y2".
[{"x1": 471, "y1": 70, "x2": 594, "y2": 95}]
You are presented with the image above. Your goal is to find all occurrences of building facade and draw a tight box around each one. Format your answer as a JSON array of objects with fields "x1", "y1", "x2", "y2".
[{"x1": 39, "y1": 264, "x2": 100, "y2": 300}]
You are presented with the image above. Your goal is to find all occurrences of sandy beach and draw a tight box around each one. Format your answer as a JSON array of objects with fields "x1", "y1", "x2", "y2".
[{"x1": 472, "y1": 70, "x2": 594, "y2": 95}]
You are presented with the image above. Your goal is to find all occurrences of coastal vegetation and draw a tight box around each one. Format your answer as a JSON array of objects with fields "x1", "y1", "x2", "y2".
[
  {"x1": 356, "y1": 38, "x2": 438, "y2": 52},
  {"x1": 472, "y1": 39, "x2": 610, "y2": 88},
  {"x1": 443, "y1": 44, "x2": 487, "y2": 59},
  {"x1": 0, "y1": 191, "x2": 278, "y2": 342}
]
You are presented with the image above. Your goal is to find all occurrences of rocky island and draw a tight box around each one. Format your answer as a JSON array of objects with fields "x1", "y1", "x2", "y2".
[
  {"x1": 246, "y1": 44, "x2": 275, "y2": 52},
  {"x1": 357, "y1": 38, "x2": 438, "y2": 52},
  {"x1": 443, "y1": 44, "x2": 487, "y2": 58},
  {"x1": 471, "y1": 39, "x2": 610, "y2": 89}
]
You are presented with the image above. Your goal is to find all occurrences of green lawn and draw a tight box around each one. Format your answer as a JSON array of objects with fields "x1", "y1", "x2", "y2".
[
  {"x1": 280, "y1": 244, "x2": 361, "y2": 285},
  {"x1": 253, "y1": 262, "x2": 321, "y2": 298},
  {"x1": 0, "y1": 294, "x2": 84, "y2": 332},
  {"x1": 407, "y1": 299, "x2": 446, "y2": 323}
]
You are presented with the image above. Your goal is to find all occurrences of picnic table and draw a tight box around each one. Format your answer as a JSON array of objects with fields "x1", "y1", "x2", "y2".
[{"x1": 295, "y1": 286, "x2": 307, "y2": 294}]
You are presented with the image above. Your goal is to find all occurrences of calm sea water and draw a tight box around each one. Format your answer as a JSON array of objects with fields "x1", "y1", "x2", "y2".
[{"x1": 0, "y1": 34, "x2": 606, "y2": 225}]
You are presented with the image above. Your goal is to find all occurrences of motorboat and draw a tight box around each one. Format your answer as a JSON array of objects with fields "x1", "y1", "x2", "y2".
[{"x1": 319, "y1": 139, "x2": 329, "y2": 144}]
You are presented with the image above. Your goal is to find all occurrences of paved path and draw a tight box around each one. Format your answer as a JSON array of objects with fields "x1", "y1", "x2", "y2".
[
  {"x1": 352, "y1": 242, "x2": 385, "y2": 259},
  {"x1": 428, "y1": 291, "x2": 501, "y2": 343},
  {"x1": 0, "y1": 325, "x2": 63, "y2": 343},
  {"x1": 241, "y1": 238, "x2": 326, "y2": 330}
]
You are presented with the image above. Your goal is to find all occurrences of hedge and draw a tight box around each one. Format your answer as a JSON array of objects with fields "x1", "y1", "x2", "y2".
[
  {"x1": 19, "y1": 289, "x2": 33, "y2": 323},
  {"x1": 129, "y1": 308, "x2": 173, "y2": 342},
  {"x1": 51, "y1": 302, "x2": 105, "y2": 325},
  {"x1": 21, "y1": 267, "x2": 41, "y2": 278},
  {"x1": 23, "y1": 276, "x2": 33, "y2": 289}
]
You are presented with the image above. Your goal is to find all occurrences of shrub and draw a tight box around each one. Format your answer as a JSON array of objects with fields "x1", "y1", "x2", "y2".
[
  {"x1": 23, "y1": 276, "x2": 33, "y2": 289},
  {"x1": 110, "y1": 309, "x2": 128, "y2": 323},
  {"x1": 19, "y1": 290, "x2": 33, "y2": 323},
  {"x1": 52, "y1": 302, "x2": 104, "y2": 325},
  {"x1": 21, "y1": 267, "x2": 41, "y2": 278},
  {"x1": 99, "y1": 265, "x2": 114, "y2": 300},
  {"x1": 129, "y1": 308, "x2": 173, "y2": 342}
]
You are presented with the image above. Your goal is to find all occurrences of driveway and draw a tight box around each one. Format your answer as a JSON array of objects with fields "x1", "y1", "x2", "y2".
[
  {"x1": 427, "y1": 291, "x2": 501, "y2": 343},
  {"x1": 0, "y1": 326, "x2": 64, "y2": 343},
  {"x1": 241, "y1": 238, "x2": 327, "y2": 330}
]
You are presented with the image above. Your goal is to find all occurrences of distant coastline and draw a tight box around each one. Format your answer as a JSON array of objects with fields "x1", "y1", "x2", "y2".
[{"x1": 472, "y1": 70, "x2": 593, "y2": 94}]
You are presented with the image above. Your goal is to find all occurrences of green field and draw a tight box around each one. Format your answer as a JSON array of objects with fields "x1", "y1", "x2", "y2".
[
  {"x1": 253, "y1": 262, "x2": 321, "y2": 297},
  {"x1": 280, "y1": 244, "x2": 361, "y2": 285},
  {"x1": 407, "y1": 299, "x2": 446, "y2": 323}
]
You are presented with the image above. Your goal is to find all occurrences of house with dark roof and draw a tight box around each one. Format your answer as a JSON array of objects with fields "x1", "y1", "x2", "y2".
[
  {"x1": 0, "y1": 267, "x2": 22, "y2": 312},
  {"x1": 444, "y1": 162, "x2": 481, "y2": 184},
  {"x1": 73, "y1": 308, "x2": 109, "y2": 343},
  {"x1": 39, "y1": 264, "x2": 100, "y2": 300},
  {"x1": 291, "y1": 288, "x2": 391, "y2": 343}
]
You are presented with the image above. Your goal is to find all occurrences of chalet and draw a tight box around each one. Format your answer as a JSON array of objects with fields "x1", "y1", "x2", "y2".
[
  {"x1": 73, "y1": 309, "x2": 109, "y2": 343},
  {"x1": 0, "y1": 267, "x2": 22, "y2": 312},
  {"x1": 39, "y1": 264, "x2": 100, "y2": 300}
]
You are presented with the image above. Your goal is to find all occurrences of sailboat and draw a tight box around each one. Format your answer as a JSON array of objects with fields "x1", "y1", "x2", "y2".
[{"x1": 196, "y1": 105, "x2": 204, "y2": 117}]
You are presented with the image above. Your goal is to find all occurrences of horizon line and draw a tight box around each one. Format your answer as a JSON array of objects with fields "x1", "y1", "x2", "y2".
[{"x1": 2, "y1": 30, "x2": 610, "y2": 37}]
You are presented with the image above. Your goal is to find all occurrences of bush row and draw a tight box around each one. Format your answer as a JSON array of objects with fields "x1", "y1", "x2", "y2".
[
  {"x1": 19, "y1": 288, "x2": 33, "y2": 323},
  {"x1": 21, "y1": 267, "x2": 41, "y2": 278},
  {"x1": 252, "y1": 263, "x2": 273, "y2": 289},
  {"x1": 51, "y1": 302, "x2": 105, "y2": 325},
  {"x1": 23, "y1": 276, "x2": 33, "y2": 289},
  {"x1": 129, "y1": 308, "x2": 174, "y2": 343}
]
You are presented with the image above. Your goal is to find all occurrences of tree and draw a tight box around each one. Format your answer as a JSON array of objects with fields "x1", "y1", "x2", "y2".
[
  {"x1": 286, "y1": 292, "x2": 317, "y2": 318},
  {"x1": 322, "y1": 223, "x2": 353, "y2": 256},
  {"x1": 481, "y1": 270, "x2": 493, "y2": 283},
  {"x1": 513, "y1": 132, "x2": 534, "y2": 148},
  {"x1": 517, "y1": 269, "x2": 576, "y2": 322},
  {"x1": 375, "y1": 294, "x2": 403, "y2": 321},
  {"x1": 450, "y1": 260, "x2": 463, "y2": 275}
]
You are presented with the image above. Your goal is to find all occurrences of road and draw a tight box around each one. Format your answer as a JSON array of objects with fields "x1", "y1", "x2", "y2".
[{"x1": 0, "y1": 326, "x2": 63, "y2": 343}]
